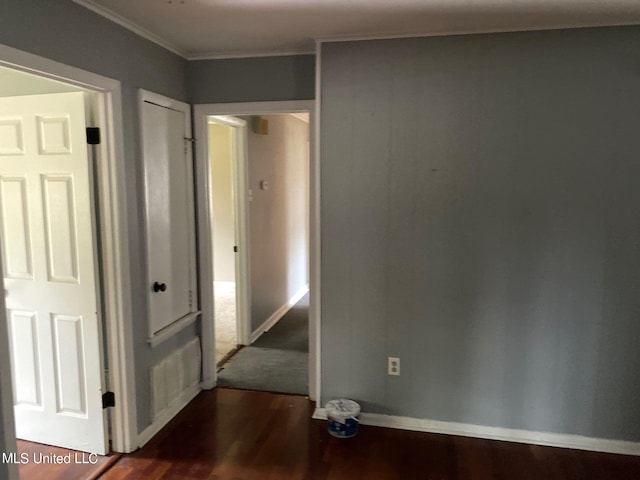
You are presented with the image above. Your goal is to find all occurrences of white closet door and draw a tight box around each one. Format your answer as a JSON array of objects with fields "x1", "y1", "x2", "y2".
[
  {"x1": 0, "y1": 92, "x2": 107, "y2": 454},
  {"x1": 141, "y1": 97, "x2": 197, "y2": 337}
]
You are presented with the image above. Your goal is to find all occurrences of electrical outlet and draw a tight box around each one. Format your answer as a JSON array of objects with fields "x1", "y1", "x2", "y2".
[{"x1": 388, "y1": 357, "x2": 400, "y2": 376}]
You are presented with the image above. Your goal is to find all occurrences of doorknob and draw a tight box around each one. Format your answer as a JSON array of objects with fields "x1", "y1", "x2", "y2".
[{"x1": 153, "y1": 282, "x2": 167, "y2": 293}]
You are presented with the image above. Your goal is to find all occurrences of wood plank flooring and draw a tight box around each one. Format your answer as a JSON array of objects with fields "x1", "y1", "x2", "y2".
[
  {"x1": 101, "y1": 388, "x2": 640, "y2": 479},
  {"x1": 16, "y1": 439, "x2": 119, "y2": 480}
]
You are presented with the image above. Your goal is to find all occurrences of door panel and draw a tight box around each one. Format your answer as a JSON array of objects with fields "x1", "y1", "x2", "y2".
[
  {"x1": 43, "y1": 175, "x2": 79, "y2": 282},
  {"x1": 7, "y1": 310, "x2": 40, "y2": 406},
  {"x1": 0, "y1": 92, "x2": 107, "y2": 454},
  {"x1": 51, "y1": 313, "x2": 86, "y2": 415},
  {"x1": 141, "y1": 100, "x2": 195, "y2": 335},
  {"x1": 0, "y1": 177, "x2": 32, "y2": 279}
]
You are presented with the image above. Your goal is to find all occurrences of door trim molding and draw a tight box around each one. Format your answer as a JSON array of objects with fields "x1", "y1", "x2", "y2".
[
  {"x1": 194, "y1": 100, "x2": 319, "y2": 401},
  {"x1": 0, "y1": 256, "x2": 17, "y2": 480},
  {"x1": 313, "y1": 44, "x2": 322, "y2": 406},
  {"x1": 207, "y1": 114, "x2": 251, "y2": 347},
  {"x1": 0, "y1": 43, "x2": 137, "y2": 454}
]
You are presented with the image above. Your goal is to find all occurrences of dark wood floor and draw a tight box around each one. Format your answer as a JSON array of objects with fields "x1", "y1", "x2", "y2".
[
  {"x1": 16, "y1": 439, "x2": 118, "y2": 480},
  {"x1": 100, "y1": 388, "x2": 640, "y2": 479}
]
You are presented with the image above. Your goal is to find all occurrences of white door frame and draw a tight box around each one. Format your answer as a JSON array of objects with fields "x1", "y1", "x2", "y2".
[
  {"x1": 207, "y1": 115, "x2": 251, "y2": 349},
  {"x1": 0, "y1": 253, "x2": 17, "y2": 480},
  {"x1": 194, "y1": 100, "x2": 320, "y2": 403},
  {"x1": 0, "y1": 43, "x2": 137, "y2": 454}
]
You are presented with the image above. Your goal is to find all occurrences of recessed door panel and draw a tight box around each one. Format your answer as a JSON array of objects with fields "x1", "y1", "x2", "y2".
[
  {"x1": 51, "y1": 313, "x2": 86, "y2": 416},
  {"x1": 0, "y1": 118, "x2": 25, "y2": 155},
  {"x1": 42, "y1": 174, "x2": 78, "y2": 283},
  {"x1": 37, "y1": 116, "x2": 72, "y2": 155},
  {"x1": 0, "y1": 176, "x2": 33, "y2": 279},
  {"x1": 7, "y1": 310, "x2": 41, "y2": 407}
]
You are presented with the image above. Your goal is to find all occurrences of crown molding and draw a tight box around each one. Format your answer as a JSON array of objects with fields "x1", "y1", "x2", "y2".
[
  {"x1": 73, "y1": 0, "x2": 187, "y2": 58},
  {"x1": 186, "y1": 48, "x2": 316, "y2": 61},
  {"x1": 315, "y1": 21, "x2": 640, "y2": 45},
  {"x1": 73, "y1": 0, "x2": 315, "y2": 61},
  {"x1": 73, "y1": 1, "x2": 640, "y2": 61}
]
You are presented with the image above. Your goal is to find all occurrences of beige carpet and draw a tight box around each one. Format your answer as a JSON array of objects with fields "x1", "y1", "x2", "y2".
[{"x1": 214, "y1": 281, "x2": 237, "y2": 365}]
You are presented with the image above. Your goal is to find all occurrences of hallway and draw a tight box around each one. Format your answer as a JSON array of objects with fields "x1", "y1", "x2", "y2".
[{"x1": 217, "y1": 293, "x2": 309, "y2": 395}]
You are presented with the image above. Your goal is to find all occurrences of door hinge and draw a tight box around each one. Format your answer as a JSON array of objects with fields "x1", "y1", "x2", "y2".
[
  {"x1": 184, "y1": 137, "x2": 194, "y2": 154},
  {"x1": 234, "y1": 245, "x2": 238, "y2": 253},
  {"x1": 189, "y1": 289, "x2": 193, "y2": 308},
  {"x1": 102, "y1": 391, "x2": 115, "y2": 409},
  {"x1": 86, "y1": 127, "x2": 101, "y2": 145}
]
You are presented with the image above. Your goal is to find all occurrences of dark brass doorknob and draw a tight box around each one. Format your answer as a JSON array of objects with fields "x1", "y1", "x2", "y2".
[{"x1": 153, "y1": 282, "x2": 167, "y2": 293}]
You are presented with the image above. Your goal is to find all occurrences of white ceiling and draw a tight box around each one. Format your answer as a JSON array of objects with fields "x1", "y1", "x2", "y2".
[{"x1": 74, "y1": 0, "x2": 640, "y2": 59}]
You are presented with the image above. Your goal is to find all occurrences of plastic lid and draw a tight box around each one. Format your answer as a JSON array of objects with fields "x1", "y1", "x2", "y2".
[{"x1": 325, "y1": 399, "x2": 361, "y2": 423}]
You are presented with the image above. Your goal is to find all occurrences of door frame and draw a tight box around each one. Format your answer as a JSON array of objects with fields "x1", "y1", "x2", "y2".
[
  {"x1": 194, "y1": 100, "x2": 320, "y2": 402},
  {"x1": 0, "y1": 43, "x2": 137, "y2": 454},
  {"x1": 207, "y1": 115, "x2": 251, "y2": 349},
  {"x1": 0, "y1": 253, "x2": 17, "y2": 480}
]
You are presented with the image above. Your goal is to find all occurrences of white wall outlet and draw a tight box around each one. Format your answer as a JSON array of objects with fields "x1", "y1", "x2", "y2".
[{"x1": 388, "y1": 357, "x2": 400, "y2": 376}]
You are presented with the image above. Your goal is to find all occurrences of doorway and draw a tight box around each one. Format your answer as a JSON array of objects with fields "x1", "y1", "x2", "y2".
[
  {"x1": 197, "y1": 104, "x2": 316, "y2": 398},
  {"x1": 0, "y1": 44, "x2": 136, "y2": 479},
  {"x1": 0, "y1": 66, "x2": 116, "y2": 479},
  {"x1": 0, "y1": 65, "x2": 110, "y2": 450},
  {"x1": 208, "y1": 116, "x2": 249, "y2": 366},
  {"x1": 195, "y1": 101, "x2": 319, "y2": 401}
]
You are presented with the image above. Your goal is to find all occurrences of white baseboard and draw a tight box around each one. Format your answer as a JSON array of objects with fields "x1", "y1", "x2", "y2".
[
  {"x1": 138, "y1": 385, "x2": 200, "y2": 448},
  {"x1": 250, "y1": 284, "x2": 309, "y2": 344},
  {"x1": 312, "y1": 408, "x2": 640, "y2": 456}
]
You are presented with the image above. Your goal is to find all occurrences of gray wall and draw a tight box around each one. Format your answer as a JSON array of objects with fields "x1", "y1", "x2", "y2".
[
  {"x1": 246, "y1": 115, "x2": 310, "y2": 331},
  {"x1": 188, "y1": 55, "x2": 315, "y2": 104},
  {"x1": 320, "y1": 27, "x2": 640, "y2": 442},
  {"x1": 0, "y1": 0, "x2": 196, "y2": 434}
]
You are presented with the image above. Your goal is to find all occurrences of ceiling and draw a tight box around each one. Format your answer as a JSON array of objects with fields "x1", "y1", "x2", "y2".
[{"x1": 73, "y1": 0, "x2": 640, "y2": 60}]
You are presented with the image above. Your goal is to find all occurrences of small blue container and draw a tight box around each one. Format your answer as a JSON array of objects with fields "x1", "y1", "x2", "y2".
[{"x1": 325, "y1": 399, "x2": 360, "y2": 438}]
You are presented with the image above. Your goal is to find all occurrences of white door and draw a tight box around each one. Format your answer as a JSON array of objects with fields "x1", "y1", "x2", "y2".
[
  {"x1": 141, "y1": 97, "x2": 197, "y2": 336},
  {"x1": 0, "y1": 92, "x2": 107, "y2": 454}
]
